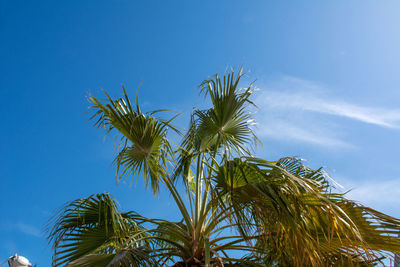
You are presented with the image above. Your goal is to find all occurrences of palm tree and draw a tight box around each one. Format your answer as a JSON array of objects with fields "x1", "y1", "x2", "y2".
[{"x1": 47, "y1": 69, "x2": 400, "y2": 266}]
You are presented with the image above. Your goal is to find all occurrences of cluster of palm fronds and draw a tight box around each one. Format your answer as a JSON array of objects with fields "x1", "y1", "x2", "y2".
[{"x1": 47, "y1": 70, "x2": 400, "y2": 266}]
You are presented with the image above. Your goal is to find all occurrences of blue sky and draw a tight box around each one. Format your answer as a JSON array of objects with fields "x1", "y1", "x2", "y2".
[{"x1": 1, "y1": 1, "x2": 400, "y2": 265}]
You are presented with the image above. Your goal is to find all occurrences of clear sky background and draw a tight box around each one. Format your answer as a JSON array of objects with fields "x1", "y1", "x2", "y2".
[{"x1": 1, "y1": 1, "x2": 400, "y2": 265}]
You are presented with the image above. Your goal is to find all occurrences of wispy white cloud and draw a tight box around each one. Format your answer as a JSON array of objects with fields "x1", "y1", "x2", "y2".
[
  {"x1": 254, "y1": 76, "x2": 400, "y2": 147},
  {"x1": 261, "y1": 91, "x2": 400, "y2": 129},
  {"x1": 256, "y1": 120, "x2": 351, "y2": 148},
  {"x1": 15, "y1": 222, "x2": 41, "y2": 238},
  {"x1": 338, "y1": 178, "x2": 400, "y2": 216},
  {"x1": 0, "y1": 221, "x2": 42, "y2": 238}
]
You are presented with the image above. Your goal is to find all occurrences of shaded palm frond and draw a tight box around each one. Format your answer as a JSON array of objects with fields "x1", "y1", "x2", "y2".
[
  {"x1": 214, "y1": 157, "x2": 400, "y2": 265},
  {"x1": 46, "y1": 193, "x2": 153, "y2": 266},
  {"x1": 65, "y1": 247, "x2": 156, "y2": 267},
  {"x1": 275, "y1": 157, "x2": 400, "y2": 259}
]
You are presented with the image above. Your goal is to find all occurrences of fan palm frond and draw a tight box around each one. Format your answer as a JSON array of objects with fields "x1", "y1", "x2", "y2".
[
  {"x1": 89, "y1": 87, "x2": 177, "y2": 194},
  {"x1": 47, "y1": 193, "x2": 153, "y2": 266}
]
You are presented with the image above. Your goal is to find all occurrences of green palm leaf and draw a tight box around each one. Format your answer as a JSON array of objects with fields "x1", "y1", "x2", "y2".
[
  {"x1": 181, "y1": 69, "x2": 258, "y2": 157},
  {"x1": 47, "y1": 193, "x2": 153, "y2": 266},
  {"x1": 89, "y1": 87, "x2": 177, "y2": 194}
]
